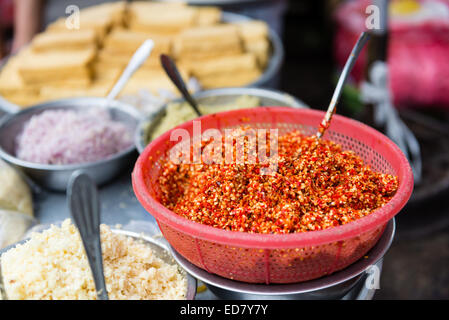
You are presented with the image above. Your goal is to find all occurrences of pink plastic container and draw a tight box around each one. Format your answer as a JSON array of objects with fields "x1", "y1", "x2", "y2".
[{"x1": 132, "y1": 107, "x2": 413, "y2": 284}]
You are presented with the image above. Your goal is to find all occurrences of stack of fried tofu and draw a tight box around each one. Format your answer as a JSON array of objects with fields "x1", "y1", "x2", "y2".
[
  {"x1": 174, "y1": 23, "x2": 264, "y2": 88},
  {"x1": 235, "y1": 21, "x2": 271, "y2": 69},
  {"x1": 46, "y1": 1, "x2": 126, "y2": 41},
  {"x1": 0, "y1": 1, "x2": 272, "y2": 108}
]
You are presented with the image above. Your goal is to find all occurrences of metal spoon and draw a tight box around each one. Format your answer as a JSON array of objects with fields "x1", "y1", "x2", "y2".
[
  {"x1": 105, "y1": 39, "x2": 154, "y2": 106},
  {"x1": 317, "y1": 32, "x2": 370, "y2": 139},
  {"x1": 160, "y1": 54, "x2": 202, "y2": 116},
  {"x1": 67, "y1": 171, "x2": 108, "y2": 300}
]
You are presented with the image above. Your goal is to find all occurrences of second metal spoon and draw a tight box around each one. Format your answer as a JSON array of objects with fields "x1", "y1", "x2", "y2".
[
  {"x1": 160, "y1": 54, "x2": 202, "y2": 116},
  {"x1": 317, "y1": 31, "x2": 370, "y2": 139}
]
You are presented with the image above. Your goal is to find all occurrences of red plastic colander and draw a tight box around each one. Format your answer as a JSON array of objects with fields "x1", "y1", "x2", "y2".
[{"x1": 132, "y1": 107, "x2": 414, "y2": 284}]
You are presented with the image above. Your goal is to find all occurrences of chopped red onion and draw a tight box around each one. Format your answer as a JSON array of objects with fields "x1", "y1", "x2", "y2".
[{"x1": 15, "y1": 108, "x2": 133, "y2": 165}]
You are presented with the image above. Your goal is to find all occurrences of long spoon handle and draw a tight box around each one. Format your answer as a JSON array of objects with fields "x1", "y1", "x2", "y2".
[
  {"x1": 106, "y1": 39, "x2": 155, "y2": 102},
  {"x1": 317, "y1": 32, "x2": 370, "y2": 139},
  {"x1": 160, "y1": 54, "x2": 202, "y2": 116},
  {"x1": 68, "y1": 171, "x2": 108, "y2": 300}
]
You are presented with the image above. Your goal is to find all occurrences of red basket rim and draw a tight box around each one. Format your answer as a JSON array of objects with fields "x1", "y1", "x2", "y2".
[{"x1": 132, "y1": 107, "x2": 414, "y2": 249}]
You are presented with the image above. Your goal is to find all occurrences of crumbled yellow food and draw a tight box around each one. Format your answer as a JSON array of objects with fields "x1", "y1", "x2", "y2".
[{"x1": 1, "y1": 220, "x2": 187, "y2": 300}]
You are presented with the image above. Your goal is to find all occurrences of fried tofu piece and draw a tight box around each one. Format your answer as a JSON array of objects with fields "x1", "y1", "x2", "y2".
[
  {"x1": 234, "y1": 20, "x2": 269, "y2": 41},
  {"x1": 39, "y1": 65, "x2": 121, "y2": 101},
  {"x1": 92, "y1": 62, "x2": 123, "y2": 83},
  {"x1": 0, "y1": 50, "x2": 43, "y2": 107},
  {"x1": 17, "y1": 48, "x2": 96, "y2": 85},
  {"x1": 45, "y1": 3, "x2": 124, "y2": 42},
  {"x1": 96, "y1": 49, "x2": 161, "y2": 69},
  {"x1": 172, "y1": 24, "x2": 243, "y2": 59},
  {"x1": 198, "y1": 69, "x2": 262, "y2": 89},
  {"x1": 196, "y1": 7, "x2": 222, "y2": 26},
  {"x1": 180, "y1": 53, "x2": 261, "y2": 89},
  {"x1": 30, "y1": 29, "x2": 98, "y2": 52},
  {"x1": 46, "y1": 19, "x2": 110, "y2": 42},
  {"x1": 2, "y1": 93, "x2": 46, "y2": 108},
  {"x1": 80, "y1": 1, "x2": 126, "y2": 27},
  {"x1": 0, "y1": 54, "x2": 38, "y2": 96},
  {"x1": 128, "y1": 3, "x2": 196, "y2": 35},
  {"x1": 119, "y1": 67, "x2": 189, "y2": 97},
  {"x1": 233, "y1": 20, "x2": 270, "y2": 68},
  {"x1": 180, "y1": 53, "x2": 259, "y2": 78},
  {"x1": 129, "y1": 1, "x2": 187, "y2": 12},
  {"x1": 40, "y1": 82, "x2": 109, "y2": 100},
  {"x1": 102, "y1": 29, "x2": 171, "y2": 55},
  {"x1": 244, "y1": 38, "x2": 270, "y2": 68}
]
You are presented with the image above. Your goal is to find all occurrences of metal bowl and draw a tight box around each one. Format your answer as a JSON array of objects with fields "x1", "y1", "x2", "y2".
[
  {"x1": 135, "y1": 87, "x2": 307, "y2": 153},
  {"x1": 171, "y1": 219, "x2": 395, "y2": 300},
  {"x1": 0, "y1": 97, "x2": 142, "y2": 192},
  {"x1": 0, "y1": 228, "x2": 196, "y2": 300},
  {"x1": 0, "y1": 11, "x2": 283, "y2": 113}
]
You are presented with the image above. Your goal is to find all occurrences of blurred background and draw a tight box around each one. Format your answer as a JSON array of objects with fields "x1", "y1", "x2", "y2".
[{"x1": 1, "y1": 0, "x2": 449, "y2": 299}]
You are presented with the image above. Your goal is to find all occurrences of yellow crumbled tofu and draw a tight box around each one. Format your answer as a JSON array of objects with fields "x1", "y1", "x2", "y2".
[{"x1": 1, "y1": 220, "x2": 188, "y2": 300}]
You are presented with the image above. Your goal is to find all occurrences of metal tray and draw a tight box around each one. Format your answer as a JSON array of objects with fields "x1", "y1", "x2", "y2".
[
  {"x1": 0, "y1": 11, "x2": 284, "y2": 113},
  {"x1": 0, "y1": 226, "x2": 197, "y2": 300}
]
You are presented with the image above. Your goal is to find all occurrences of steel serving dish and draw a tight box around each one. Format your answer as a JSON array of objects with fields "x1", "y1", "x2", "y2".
[{"x1": 0, "y1": 228, "x2": 197, "y2": 300}]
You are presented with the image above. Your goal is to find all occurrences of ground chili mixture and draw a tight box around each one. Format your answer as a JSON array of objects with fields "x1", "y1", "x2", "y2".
[{"x1": 157, "y1": 129, "x2": 398, "y2": 234}]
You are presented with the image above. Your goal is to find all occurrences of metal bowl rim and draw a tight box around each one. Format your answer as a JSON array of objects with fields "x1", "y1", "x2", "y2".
[
  {"x1": 134, "y1": 87, "x2": 308, "y2": 153},
  {"x1": 169, "y1": 218, "x2": 395, "y2": 295},
  {"x1": 0, "y1": 97, "x2": 142, "y2": 171}
]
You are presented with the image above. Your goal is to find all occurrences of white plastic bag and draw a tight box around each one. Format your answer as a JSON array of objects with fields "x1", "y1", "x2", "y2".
[{"x1": 0, "y1": 210, "x2": 37, "y2": 249}]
